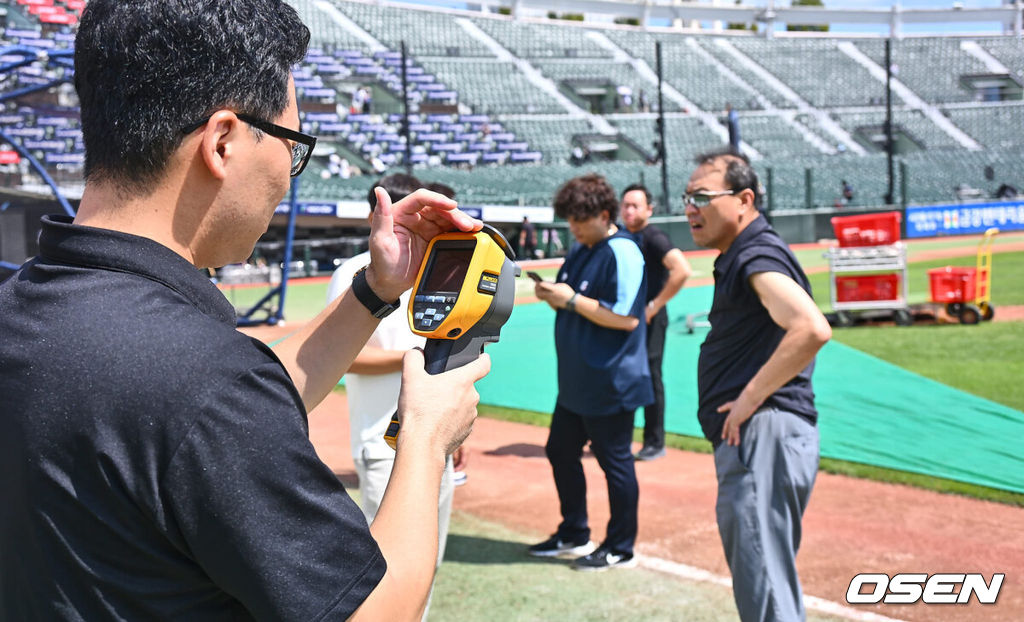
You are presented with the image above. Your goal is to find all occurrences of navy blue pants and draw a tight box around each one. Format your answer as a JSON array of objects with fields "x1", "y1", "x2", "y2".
[
  {"x1": 642, "y1": 307, "x2": 668, "y2": 450},
  {"x1": 546, "y1": 404, "x2": 639, "y2": 555}
]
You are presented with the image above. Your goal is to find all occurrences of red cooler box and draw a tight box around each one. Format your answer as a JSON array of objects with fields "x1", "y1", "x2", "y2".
[
  {"x1": 928, "y1": 267, "x2": 977, "y2": 304},
  {"x1": 831, "y1": 212, "x2": 902, "y2": 247},
  {"x1": 835, "y1": 274, "x2": 901, "y2": 303}
]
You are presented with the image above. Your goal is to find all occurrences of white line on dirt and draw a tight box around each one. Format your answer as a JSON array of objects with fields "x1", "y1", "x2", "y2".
[{"x1": 639, "y1": 556, "x2": 908, "y2": 622}]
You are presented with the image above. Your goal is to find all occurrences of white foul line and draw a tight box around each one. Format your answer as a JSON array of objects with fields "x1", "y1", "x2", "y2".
[{"x1": 638, "y1": 555, "x2": 908, "y2": 622}]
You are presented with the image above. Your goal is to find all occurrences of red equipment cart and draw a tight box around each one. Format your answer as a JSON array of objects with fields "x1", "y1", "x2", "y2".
[
  {"x1": 927, "y1": 227, "x2": 998, "y2": 324},
  {"x1": 826, "y1": 211, "x2": 912, "y2": 327}
]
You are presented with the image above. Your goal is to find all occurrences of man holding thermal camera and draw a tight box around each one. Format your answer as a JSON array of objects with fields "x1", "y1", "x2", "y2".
[
  {"x1": 0, "y1": 2, "x2": 486, "y2": 620},
  {"x1": 531, "y1": 174, "x2": 652, "y2": 571}
]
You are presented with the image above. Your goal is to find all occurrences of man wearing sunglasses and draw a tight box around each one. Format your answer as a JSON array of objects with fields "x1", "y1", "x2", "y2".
[
  {"x1": 685, "y1": 149, "x2": 831, "y2": 622},
  {"x1": 0, "y1": 1, "x2": 487, "y2": 621}
]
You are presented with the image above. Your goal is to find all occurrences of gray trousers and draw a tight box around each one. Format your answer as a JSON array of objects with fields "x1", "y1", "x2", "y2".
[{"x1": 714, "y1": 408, "x2": 819, "y2": 622}]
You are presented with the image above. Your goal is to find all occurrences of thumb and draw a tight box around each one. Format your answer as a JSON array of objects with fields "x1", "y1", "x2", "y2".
[
  {"x1": 370, "y1": 187, "x2": 393, "y2": 241},
  {"x1": 454, "y1": 352, "x2": 491, "y2": 383},
  {"x1": 402, "y1": 347, "x2": 425, "y2": 378}
]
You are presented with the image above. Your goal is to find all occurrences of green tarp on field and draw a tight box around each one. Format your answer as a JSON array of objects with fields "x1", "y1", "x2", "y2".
[{"x1": 476, "y1": 286, "x2": 1024, "y2": 494}]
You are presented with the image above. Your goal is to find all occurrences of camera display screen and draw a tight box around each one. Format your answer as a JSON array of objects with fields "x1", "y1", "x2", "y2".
[{"x1": 422, "y1": 247, "x2": 474, "y2": 293}]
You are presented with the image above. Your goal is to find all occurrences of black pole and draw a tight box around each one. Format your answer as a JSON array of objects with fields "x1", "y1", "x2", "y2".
[
  {"x1": 884, "y1": 38, "x2": 895, "y2": 205},
  {"x1": 400, "y1": 41, "x2": 412, "y2": 175},
  {"x1": 655, "y1": 41, "x2": 669, "y2": 214}
]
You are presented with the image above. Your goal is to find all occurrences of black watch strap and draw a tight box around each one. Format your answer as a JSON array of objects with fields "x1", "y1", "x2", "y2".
[{"x1": 352, "y1": 266, "x2": 401, "y2": 319}]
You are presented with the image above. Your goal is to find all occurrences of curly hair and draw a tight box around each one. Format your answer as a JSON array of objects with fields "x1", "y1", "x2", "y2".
[{"x1": 553, "y1": 173, "x2": 618, "y2": 222}]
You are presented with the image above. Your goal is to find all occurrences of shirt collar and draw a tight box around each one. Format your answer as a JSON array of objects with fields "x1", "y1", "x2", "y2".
[
  {"x1": 38, "y1": 215, "x2": 237, "y2": 326},
  {"x1": 714, "y1": 213, "x2": 769, "y2": 273}
]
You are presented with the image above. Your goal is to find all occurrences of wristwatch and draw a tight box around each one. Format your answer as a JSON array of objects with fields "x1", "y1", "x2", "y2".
[
  {"x1": 565, "y1": 291, "x2": 579, "y2": 313},
  {"x1": 352, "y1": 266, "x2": 401, "y2": 318}
]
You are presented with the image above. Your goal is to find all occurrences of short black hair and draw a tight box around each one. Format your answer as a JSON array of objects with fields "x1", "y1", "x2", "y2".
[
  {"x1": 368, "y1": 173, "x2": 424, "y2": 211},
  {"x1": 553, "y1": 173, "x2": 618, "y2": 222},
  {"x1": 694, "y1": 147, "x2": 762, "y2": 209},
  {"x1": 75, "y1": 0, "x2": 310, "y2": 193},
  {"x1": 621, "y1": 183, "x2": 652, "y2": 206},
  {"x1": 425, "y1": 182, "x2": 456, "y2": 200}
]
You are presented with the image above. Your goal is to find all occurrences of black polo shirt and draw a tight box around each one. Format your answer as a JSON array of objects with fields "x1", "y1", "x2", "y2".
[
  {"x1": 0, "y1": 216, "x2": 385, "y2": 620},
  {"x1": 697, "y1": 216, "x2": 818, "y2": 445},
  {"x1": 631, "y1": 225, "x2": 674, "y2": 304}
]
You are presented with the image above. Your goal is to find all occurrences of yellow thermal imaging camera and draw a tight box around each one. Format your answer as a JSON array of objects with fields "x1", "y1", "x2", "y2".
[{"x1": 384, "y1": 224, "x2": 519, "y2": 449}]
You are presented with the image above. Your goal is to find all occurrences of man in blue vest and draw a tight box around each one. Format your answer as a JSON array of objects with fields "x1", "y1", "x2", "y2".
[{"x1": 529, "y1": 174, "x2": 652, "y2": 571}]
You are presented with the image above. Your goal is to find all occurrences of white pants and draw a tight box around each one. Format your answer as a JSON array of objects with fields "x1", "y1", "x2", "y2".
[{"x1": 354, "y1": 453, "x2": 455, "y2": 620}]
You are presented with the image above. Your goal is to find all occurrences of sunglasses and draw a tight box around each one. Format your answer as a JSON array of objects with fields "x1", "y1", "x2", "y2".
[
  {"x1": 681, "y1": 189, "x2": 737, "y2": 208},
  {"x1": 181, "y1": 112, "x2": 317, "y2": 177}
]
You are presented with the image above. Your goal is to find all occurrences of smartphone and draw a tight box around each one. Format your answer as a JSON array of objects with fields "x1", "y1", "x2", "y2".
[{"x1": 526, "y1": 270, "x2": 544, "y2": 283}]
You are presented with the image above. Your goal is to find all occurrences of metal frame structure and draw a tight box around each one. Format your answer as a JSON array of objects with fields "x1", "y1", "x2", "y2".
[{"x1": 0, "y1": 45, "x2": 75, "y2": 272}]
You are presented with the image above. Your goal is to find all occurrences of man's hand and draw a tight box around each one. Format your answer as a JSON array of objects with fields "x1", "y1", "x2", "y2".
[
  {"x1": 396, "y1": 348, "x2": 491, "y2": 457},
  {"x1": 534, "y1": 281, "x2": 574, "y2": 311},
  {"x1": 717, "y1": 393, "x2": 763, "y2": 447},
  {"x1": 644, "y1": 301, "x2": 661, "y2": 324},
  {"x1": 366, "y1": 187, "x2": 482, "y2": 302}
]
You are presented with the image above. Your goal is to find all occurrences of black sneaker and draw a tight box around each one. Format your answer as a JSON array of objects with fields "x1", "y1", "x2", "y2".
[
  {"x1": 527, "y1": 535, "x2": 596, "y2": 558},
  {"x1": 571, "y1": 546, "x2": 637, "y2": 572},
  {"x1": 634, "y1": 445, "x2": 666, "y2": 461}
]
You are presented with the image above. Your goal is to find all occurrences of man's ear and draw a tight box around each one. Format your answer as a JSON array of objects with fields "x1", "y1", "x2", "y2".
[
  {"x1": 199, "y1": 111, "x2": 241, "y2": 181},
  {"x1": 737, "y1": 187, "x2": 757, "y2": 214}
]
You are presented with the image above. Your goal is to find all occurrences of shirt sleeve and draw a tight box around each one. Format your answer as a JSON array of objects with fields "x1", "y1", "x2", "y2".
[
  {"x1": 163, "y1": 363, "x2": 385, "y2": 621},
  {"x1": 606, "y1": 237, "x2": 645, "y2": 316},
  {"x1": 650, "y1": 228, "x2": 675, "y2": 262},
  {"x1": 737, "y1": 247, "x2": 803, "y2": 293}
]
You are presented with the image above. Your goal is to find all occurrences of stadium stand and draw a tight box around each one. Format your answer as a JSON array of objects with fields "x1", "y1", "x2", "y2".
[
  {"x1": 729, "y1": 38, "x2": 884, "y2": 108},
  {"x1": 856, "y1": 38, "x2": 993, "y2": 104},
  {"x1": 3, "y1": 0, "x2": 1024, "y2": 216},
  {"x1": 470, "y1": 16, "x2": 611, "y2": 59}
]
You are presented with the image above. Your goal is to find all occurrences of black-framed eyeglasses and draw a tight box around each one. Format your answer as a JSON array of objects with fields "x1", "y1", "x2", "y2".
[
  {"x1": 181, "y1": 112, "x2": 317, "y2": 177},
  {"x1": 682, "y1": 189, "x2": 737, "y2": 209}
]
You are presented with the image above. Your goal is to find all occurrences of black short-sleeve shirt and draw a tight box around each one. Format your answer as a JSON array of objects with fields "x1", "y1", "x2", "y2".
[
  {"x1": 632, "y1": 225, "x2": 675, "y2": 304},
  {"x1": 697, "y1": 216, "x2": 818, "y2": 445},
  {"x1": 0, "y1": 216, "x2": 385, "y2": 620}
]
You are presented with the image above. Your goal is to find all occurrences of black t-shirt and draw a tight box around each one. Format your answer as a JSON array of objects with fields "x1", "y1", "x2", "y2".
[
  {"x1": 0, "y1": 216, "x2": 385, "y2": 620},
  {"x1": 697, "y1": 216, "x2": 818, "y2": 446},
  {"x1": 632, "y1": 225, "x2": 675, "y2": 304}
]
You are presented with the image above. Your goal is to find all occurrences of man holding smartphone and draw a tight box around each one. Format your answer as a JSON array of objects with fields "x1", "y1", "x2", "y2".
[{"x1": 530, "y1": 174, "x2": 651, "y2": 571}]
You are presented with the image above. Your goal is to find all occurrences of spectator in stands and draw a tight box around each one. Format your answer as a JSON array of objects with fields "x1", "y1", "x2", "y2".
[
  {"x1": 841, "y1": 180, "x2": 854, "y2": 205},
  {"x1": 638, "y1": 89, "x2": 651, "y2": 113},
  {"x1": 617, "y1": 85, "x2": 633, "y2": 112},
  {"x1": 995, "y1": 183, "x2": 1018, "y2": 199},
  {"x1": 327, "y1": 174, "x2": 466, "y2": 619},
  {"x1": 619, "y1": 184, "x2": 692, "y2": 461},
  {"x1": 363, "y1": 86, "x2": 373, "y2": 114},
  {"x1": 0, "y1": 2, "x2": 489, "y2": 620},
  {"x1": 684, "y1": 149, "x2": 830, "y2": 622},
  {"x1": 351, "y1": 85, "x2": 367, "y2": 114},
  {"x1": 724, "y1": 103, "x2": 741, "y2": 153},
  {"x1": 529, "y1": 174, "x2": 652, "y2": 571},
  {"x1": 518, "y1": 215, "x2": 537, "y2": 260}
]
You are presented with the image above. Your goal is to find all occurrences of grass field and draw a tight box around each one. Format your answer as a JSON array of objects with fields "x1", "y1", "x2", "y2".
[{"x1": 428, "y1": 511, "x2": 850, "y2": 622}]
